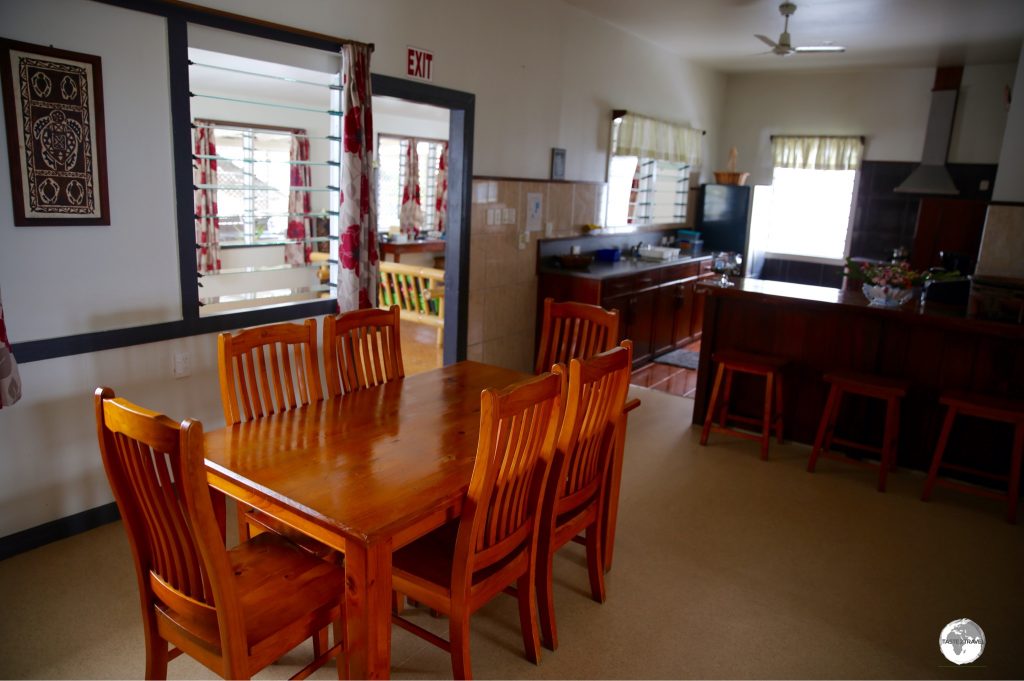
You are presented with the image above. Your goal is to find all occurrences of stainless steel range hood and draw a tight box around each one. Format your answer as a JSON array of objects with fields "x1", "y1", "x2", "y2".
[{"x1": 894, "y1": 67, "x2": 961, "y2": 195}]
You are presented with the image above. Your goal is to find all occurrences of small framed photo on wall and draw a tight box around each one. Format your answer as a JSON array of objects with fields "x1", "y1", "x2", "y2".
[
  {"x1": 550, "y1": 147, "x2": 566, "y2": 180},
  {"x1": 1, "y1": 38, "x2": 110, "y2": 225}
]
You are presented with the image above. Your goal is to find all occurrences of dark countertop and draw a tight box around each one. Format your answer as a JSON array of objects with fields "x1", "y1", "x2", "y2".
[
  {"x1": 697, "y1": 277, "x2": 1024, "y2": 339},
  {"x1": 538, "y1": 254, "x2": 711, "y2": 280}
]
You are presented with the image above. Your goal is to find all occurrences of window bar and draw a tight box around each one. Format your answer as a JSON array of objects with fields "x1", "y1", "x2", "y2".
[
  {"x1": 188, "y1": 60, "x2": 343, "y2": 90},
  {"x1": 191, "y1": 122, "x2": 341, "y2": 141},
  {"x1": 197, "y1": 211, "x2": 338, "y2": 220},
  {"x1": 193, "y1": 154, "x2": 340, "y2": 167},
  {"x1": 190, "y1": 92, "x2": 342, "y2": 116},
  {"x1": 195, "y1": 236, "x2": 334, "y2": 248},
  {"x1": 194, "y1": 184, "x2": 339, "y2": 191}
]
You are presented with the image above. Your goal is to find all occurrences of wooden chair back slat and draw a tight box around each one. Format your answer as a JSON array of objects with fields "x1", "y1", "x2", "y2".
[
  {"x1": 552, "y1": 342, "x2": 633, "y2": 516},
  {"x1": 535, "y1": 298, "x2": 620, "y2": 374},
  {"x1": 323, "y1": 306, "x2": 405, "y2": 397},
  {"x1": 217, "y1": 320, "x2": 322, "y2": 426},
  {"x1": 454, "y1": 373, "x2": 562, "y2": 577}
]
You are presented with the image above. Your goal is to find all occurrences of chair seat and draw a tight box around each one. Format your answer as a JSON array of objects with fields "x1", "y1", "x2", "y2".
[
  {"x1": 712, "y1": 350, "x2": 787, "y2": 373},
  {"x1": 159, "y1": 532, "x2": 344, "y2": 656},
  {"x1": 940, "y1": 390, "x2": 1024, "y2": 423},
  {"x1": 392, "y1": 521, "x2": 527, "y2": 606},
  {"x1": 824, "y1": 371, "x2": 909, "y2": 398}
]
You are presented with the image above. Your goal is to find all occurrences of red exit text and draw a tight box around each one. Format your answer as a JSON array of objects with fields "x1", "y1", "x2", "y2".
[{"x1": 407, "y1": 47, "x2": 434, "y2": 81}]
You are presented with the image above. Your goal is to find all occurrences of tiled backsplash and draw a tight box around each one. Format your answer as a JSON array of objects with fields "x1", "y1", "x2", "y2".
[{"x1": 467, "y1": 178, "x2": 607, "y2": 372}]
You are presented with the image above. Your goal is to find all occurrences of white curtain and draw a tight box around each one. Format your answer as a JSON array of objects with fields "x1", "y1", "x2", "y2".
[
  {"x1": 771, "y1": 136, "x2": 864, "y2": 170},
  {"x1": 615, "y1": 113, "x2": 702, "y2": 166}
]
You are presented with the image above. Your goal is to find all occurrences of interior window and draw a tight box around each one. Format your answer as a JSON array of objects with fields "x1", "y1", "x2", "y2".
[
  {"x1": 187, "y1": 43, "x2": 342, "y2": 317},
  {"x1": 605, "y1": 116, "x2": 694, "y2": 228},
  {"x1": 376, "y1": 136, "x2": 446, "y2": 234},
  {"x1": 753, "y1": 167, "x2": 857, "y2": 260}
]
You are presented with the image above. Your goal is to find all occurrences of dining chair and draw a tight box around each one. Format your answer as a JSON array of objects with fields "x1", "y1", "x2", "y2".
[
  {"x1": 323, "y1": 305, "x2": 405, "y2": 397},
  {"x1": 93, "y1": 387, "x2": 346, "y2": 680},
  {"x1": 534, "y1": 297, "x2": 620, "y2": 375},
  {"x1": 537, "y1": 341, "x2": 633, "y2": 651},
  {"x1": 535, "y1": 297, "x2": 636, "y2": 574},
  {"x1": 217, "y1": 319, "x2": 324, "y2": 545},
  {"x1": 390, "y1": 372, "x2": 563, "y2": 679}
]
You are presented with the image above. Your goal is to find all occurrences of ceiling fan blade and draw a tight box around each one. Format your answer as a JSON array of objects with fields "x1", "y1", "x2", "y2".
[
  {"x1": 754, "y1": 34, "x2": 778, "y2": 48},
  {"x1": 794, "y1": 45, "x2": 846, "y2": 53}
]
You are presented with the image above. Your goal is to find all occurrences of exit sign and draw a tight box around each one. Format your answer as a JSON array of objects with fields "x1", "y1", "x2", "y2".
[{"x1": 406, "y1": 46, "x2": 434, "y2": 81}]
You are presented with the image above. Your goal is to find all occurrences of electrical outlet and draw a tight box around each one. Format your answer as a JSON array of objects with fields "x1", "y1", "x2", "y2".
[{"x1": 172, "y1": 351, "x2": 191, "y2": 378}]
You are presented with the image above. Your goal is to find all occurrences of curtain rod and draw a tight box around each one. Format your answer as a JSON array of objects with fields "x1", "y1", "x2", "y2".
[
  {"x1": 612, "y1": 109, "x2": 706, "y2": 136},
  {"x1": 770, "y1": 134, "x2": 867, "y2": 143}
]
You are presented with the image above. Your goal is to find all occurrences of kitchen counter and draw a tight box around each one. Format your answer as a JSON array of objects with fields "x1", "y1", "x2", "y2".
[
  {"x1": 537, "y1": 254, "x2": 711, "y2": 280},
  {"x1": 693, "y1": 278, "x2": 1024, "y2": 483}
]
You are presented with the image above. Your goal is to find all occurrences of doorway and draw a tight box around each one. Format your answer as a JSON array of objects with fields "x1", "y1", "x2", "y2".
[{"x1": 372, "y1": 75, "x2": 474, "y2": 366}]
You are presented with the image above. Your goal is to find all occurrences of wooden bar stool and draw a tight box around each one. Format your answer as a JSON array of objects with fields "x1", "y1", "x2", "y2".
[
  {"x1": 807, "y1": 371, "x2": 910, "y2": 492},
  {"x1": 921, "y1": 390, "x2": 1024, "y2": 523},
  {"x1": 700, "y1": 350, "x2": 786, "y2": 460}
]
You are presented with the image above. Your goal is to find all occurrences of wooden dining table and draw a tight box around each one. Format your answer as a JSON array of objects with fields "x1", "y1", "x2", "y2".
[{"x1": 203, "y1": 361, "x2": 528, "y2": 679}]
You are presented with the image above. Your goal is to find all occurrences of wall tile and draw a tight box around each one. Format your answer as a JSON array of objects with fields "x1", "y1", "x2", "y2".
[
  {"x1": 546, "y1": 183, "x2": 574, "y2": 235},
  {"x1": 572, "y1": 183, "x2": 604, "y2": 226}
]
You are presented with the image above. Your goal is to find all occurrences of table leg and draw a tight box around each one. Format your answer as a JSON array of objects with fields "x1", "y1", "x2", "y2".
[{"x1": 345, "y1": 539, "x2": 394, "y2": 679}]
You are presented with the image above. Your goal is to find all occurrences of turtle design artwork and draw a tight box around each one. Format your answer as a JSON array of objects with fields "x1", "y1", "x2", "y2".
[{"x1": 32, "y1": 109, "x2": 83, "y2": 171}]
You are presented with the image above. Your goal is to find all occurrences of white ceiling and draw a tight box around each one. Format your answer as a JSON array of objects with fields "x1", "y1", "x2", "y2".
[{"x1": 563, "y1": 0, "x2": 1024, "y2": 72}]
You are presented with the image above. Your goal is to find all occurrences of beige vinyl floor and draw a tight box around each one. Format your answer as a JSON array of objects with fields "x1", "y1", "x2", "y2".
[{"x1": 1, "y1": 386, "x2": 1022, "y2": 679}]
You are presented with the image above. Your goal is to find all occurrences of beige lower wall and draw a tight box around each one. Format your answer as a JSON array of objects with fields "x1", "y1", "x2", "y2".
[
  {"x1": 976, "y1": 204, "x2": 1024, "y2": 279},
  {"x1": 467, "y1": 178, "x2": 606, "y2": 373}
]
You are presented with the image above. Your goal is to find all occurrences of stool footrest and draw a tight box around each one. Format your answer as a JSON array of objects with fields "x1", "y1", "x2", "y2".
[
  {"x1": 820, "y1": 451, "x2": 883, "y2": 470},
  {"x1": 830, "y1": 436, "x2": 884, "y2": 456},
  {"x1": 707, "y1": 424, "x2": 764, "y2": 443},
  {"x1": 934, "y1": 461, "x2": 1010, "y2": 483},
  {"x1": 930, "y1": 478, "x2": 1009, "y2": 502}
]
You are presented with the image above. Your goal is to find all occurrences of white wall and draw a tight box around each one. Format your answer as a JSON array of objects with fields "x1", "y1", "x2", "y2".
[
  {"x1": 720, "y1": 64, "x2": 1016, "y2": 186},
  {"x1": 0, "y1": 0, "x2": 727, "y2": 537},
  {"x1": 0, "y1": 1, "x2": 180, "y2": 342}
]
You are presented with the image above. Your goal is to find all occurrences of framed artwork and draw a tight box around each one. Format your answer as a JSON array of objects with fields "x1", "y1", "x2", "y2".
[
  {"x1": 550, "y1": 147, "x2": 566, "y2": 180},
  {"x1": 1, "y1": 39, "x2": 109, "y2": 226}
]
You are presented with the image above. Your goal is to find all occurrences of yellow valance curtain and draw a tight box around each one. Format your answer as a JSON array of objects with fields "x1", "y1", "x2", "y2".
[
  {"x1": 771, "y1": 135, "x2": 864, "y2": 170},
  {"x1": 615, "y1": 113, "x2": 703, "y2": 166}
]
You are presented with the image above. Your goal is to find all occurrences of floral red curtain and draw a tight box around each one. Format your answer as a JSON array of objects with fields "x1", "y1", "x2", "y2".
[
  {"x1": 193, "y1": 123, "x2": 221, "y2": 273},
  {"x1": 337, "y1": 44, "x2": 378, "y2": 311},
  {"x1": 434, "y1": 141, "x2": 448, "y2": 234},
  {"x1": 0, "y1": 289, "x2": 22, "y2": 408},
  {"x1": 399, "y1": 138, "x2": 422, "y2": 238},
  {"x1": 285, "y1": 134, "x2": 312, "y2": 265}
]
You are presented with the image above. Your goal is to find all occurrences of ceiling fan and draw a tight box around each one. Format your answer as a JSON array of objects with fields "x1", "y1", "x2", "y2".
[{"x1": 755, "y1": 2, "x2": 846, "y2": 56}]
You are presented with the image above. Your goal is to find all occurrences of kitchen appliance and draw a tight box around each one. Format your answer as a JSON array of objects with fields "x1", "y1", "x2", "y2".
[
  {"x1": 696, "y1": 183, "x2": 752, "y2": 266},
  {"x1": 595, "y1": 248, "x2": 621, "y2": 262},
  {"x1": 894, "y1": 67, "x2": 962, "y2": 195}
]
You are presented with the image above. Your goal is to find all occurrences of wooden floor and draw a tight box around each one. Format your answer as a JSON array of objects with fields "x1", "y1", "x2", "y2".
[
  {"x1": 630, "y1": 340, "x2": 700, "y2": 398},
  {"x1": 401, "y1": 319, "x2": 443, "y2": 376}
]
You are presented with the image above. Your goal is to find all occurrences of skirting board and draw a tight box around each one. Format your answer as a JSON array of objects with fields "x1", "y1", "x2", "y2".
[{"x1": 0, "y1": 502, "x2": 120, "y2": 561}]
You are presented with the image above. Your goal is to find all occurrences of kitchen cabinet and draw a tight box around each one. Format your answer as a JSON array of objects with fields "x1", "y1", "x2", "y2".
[{"x1": 537, "y1": 256, "x2": 713, "y2": 369}]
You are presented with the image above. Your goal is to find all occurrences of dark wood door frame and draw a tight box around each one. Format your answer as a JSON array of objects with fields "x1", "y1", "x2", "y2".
[{"x1": 372, "y1": 75, "x2": 475, "y2": 365}]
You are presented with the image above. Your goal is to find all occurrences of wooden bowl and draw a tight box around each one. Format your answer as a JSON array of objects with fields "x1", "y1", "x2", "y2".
[{"x1": 714, "y1": 171, "x2": 750, "y2": 186}]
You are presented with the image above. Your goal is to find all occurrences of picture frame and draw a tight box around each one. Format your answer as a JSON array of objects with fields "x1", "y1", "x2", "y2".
[
  {"x1": 550, "y1": 147, "x2": 566, "y2": 180},
  {"x1": 0, "y1": 39, "x2": 110, "y2": 226}
]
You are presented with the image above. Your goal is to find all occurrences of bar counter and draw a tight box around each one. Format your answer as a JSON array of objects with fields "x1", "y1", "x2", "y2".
[{"x1": 693, "y1": 278, "x2": 1024, "y2": 478}]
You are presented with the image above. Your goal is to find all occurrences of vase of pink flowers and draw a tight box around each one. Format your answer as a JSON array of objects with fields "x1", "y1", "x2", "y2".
[{"x1": 845, "y1": 259, "x2": 924, "y2": 308}]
